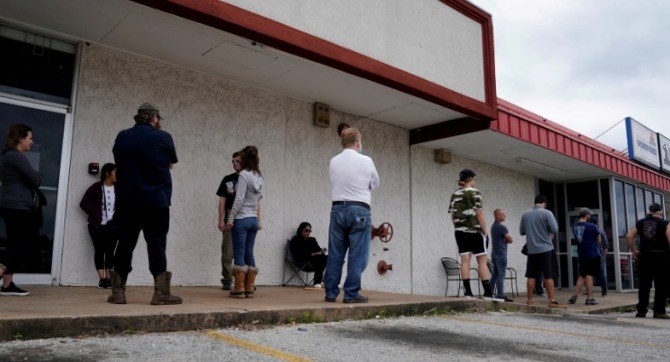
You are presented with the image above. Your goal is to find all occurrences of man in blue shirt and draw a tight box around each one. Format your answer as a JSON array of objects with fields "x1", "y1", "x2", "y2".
[
  {"x1": 108, "y1": 103, "x2": 182, "y2": 306},
  {"x1": 490, "y1": 209, "x2": 514, "y2": 302},
  {"x1": 568, "y1": 208, "x2": 601, "y2": 306}
]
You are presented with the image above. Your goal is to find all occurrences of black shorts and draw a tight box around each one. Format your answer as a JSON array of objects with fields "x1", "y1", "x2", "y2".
[
  {"x1": 578, "y1": 257, "x2": 600, "y2": 277},
  {"x1": 525, "y1": 250, "x2": 555, "y2": 279},
  {"x1": 455, "y1": 231, "x2": 487, "y2": 257}
]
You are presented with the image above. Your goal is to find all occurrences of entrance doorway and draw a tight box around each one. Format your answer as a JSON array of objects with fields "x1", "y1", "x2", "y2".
[{"x1": 0, "y1": 97, "x2": 71, "y2": 284}]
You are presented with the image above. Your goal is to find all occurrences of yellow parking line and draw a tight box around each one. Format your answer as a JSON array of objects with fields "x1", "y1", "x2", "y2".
[
  {"x1": 205, "y1": 330, "x2": 314, "y2": 362},
  {"x1": 443, "y1": 315, "x2": 668, "y2": 349}
]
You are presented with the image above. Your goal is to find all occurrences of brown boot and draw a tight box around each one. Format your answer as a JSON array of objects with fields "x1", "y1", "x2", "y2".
[
  {"x1": 107, "y1": 271, "x2": 127, "y2": 304},
  {"x1": 230, "y1": 265, "x2": 247, "y2": 299},
  {"x1": 245, "y1": 266, "x2": 259, "y2": 298},
  {"x1": 150, "y1": 271, "x2": 183, "y2": 305}
]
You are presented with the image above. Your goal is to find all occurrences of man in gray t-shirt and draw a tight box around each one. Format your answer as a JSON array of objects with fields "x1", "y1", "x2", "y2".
[{"x1": 519, "y1": 195, "x2": 565, "y2": 308}]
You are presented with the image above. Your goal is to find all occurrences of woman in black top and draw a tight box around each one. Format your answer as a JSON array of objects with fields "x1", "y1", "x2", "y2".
[{"x1": 290, "y1": 222, "x2": 327, "y2": 288}]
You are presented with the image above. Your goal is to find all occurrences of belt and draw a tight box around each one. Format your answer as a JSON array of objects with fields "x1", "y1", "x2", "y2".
[{"x1": 332, "y1": 201, "x2": 370, "y2": 210}]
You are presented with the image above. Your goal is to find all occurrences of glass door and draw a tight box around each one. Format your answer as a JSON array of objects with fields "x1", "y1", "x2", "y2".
[{"x1": 0, "y1": 96, "x2": 70, "y2": 285}]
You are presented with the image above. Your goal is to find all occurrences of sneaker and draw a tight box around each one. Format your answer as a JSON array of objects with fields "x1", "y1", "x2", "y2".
[
  {"x1": 568, "y1": 295, "x2": 577, "y2": 304},
  {"x1": 483, "y1": 294, "x2": 505, "y2": 302},
  {"x1": 463, "y1": 293, "x2": 475, "y2": 300},
  {"x1": 104, "y1": 278, "x2": 112, "y2": 288},
  {"x1": 343, "y1": 295, "x2": 369, "y2": 303},
  {"x1": 548, "y1": 301, "x2": 567, "y2": 309},
  {"x1": 585, "y1": 298, "x2": 598, "y2": 305},
  {"x1": 221, "y1": 278, "x2": 232, "y2": 291},
  {"x1": 653, "y1": 313, "x2": 670, "y2": 319},
  {"x1": 502, "y1": 296, "x2": 514, "y2": 302},
  {"x1": 635, "y1": 311, "x2": 646, "y2": 318},
  {"x1": 0, "y1": 282, "x2": 30, "y2": 296},
  {"x1": 601, "y1": 292, "x2": 607, "y2": 297},
  {"x1": 324, "y1": 296, "x2": 337, "y2": 303},
  {"x1": 98, "y1": 279, "x2": 106, "y2": 289}
]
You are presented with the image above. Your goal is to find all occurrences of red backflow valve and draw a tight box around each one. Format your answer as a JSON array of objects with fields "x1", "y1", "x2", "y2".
[
  {"x1": 371, "y1": 222, "x2": 393, "y2": 243},
  {"x1": 377, "y1": 260, "x2": 393, "y2": 275}
]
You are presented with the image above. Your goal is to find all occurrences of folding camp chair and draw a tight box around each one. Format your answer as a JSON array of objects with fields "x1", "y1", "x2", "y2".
[{"x1": 281, "y1": 239, "x2": 314, "y2": 287}]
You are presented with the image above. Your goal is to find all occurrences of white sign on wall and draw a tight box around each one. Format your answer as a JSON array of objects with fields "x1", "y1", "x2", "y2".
[
  {"x1": 626, "y1": 117, "x2": 661, "y2": 169},
  {"x1": 658, "y1": 133, "x2": 670, "y2": 175}
]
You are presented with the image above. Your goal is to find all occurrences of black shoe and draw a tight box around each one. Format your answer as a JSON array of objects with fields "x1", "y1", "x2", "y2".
[
  {"x1": 568, "y1": 295, "x2": 577, "y2": 304},
  {"x1": 585, "y1": 298, "x2": 598, "y2": 305},
  {"x1": 503, "y1": 296, "x2": 514, "y2": 302},
  {"x1": 0, "y1": 282, "x2": 30, "y2": 296},
  {"x1": 601, "y1": 293, "x2": 607, "y2": 297},
  {"x1": 98, "y1": 279, "x2": 105, "y2": 289},
  {"x1": 653, "y1": 313, "x2": 670, "y2": 319},
  {"x1": 324, "y1": 296, "x2": 337, "y2": 303},
  {"x1": 221, "y1": 278, "x2": 232, "y2": 291},
  {"x1": 635, "y1": 312, "x2": 646, "y2": 318},
  {"x1": 343, "y1": 295, "x2": 369, "y2": 303}
]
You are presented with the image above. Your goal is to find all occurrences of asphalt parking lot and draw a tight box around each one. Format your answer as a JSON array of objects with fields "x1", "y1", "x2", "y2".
[{"x1": 2, "y1": 310, "x2": 669, "y2": 362}]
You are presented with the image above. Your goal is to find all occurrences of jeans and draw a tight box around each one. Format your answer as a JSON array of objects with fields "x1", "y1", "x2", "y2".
[
  {"x1": 324, "y1": 204, "x2": 371, "y2": 300},
  {"x1": 231, "y1": 217, "x2": 259, "y2": 267},
  {"x1": 599, "y1": 255, "x2": 607, "y2": 294},
  {"x1": 490, "y1": 257, "x2": 507, "y2": 297},
  {"x1": 114, "y1": 206, "x2": 170, "y2": 278}
]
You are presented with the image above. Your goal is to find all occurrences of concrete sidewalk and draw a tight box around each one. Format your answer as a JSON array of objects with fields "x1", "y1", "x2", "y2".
[{"x1": 0, "y1": 285, "x2": 638, "y2": 341}]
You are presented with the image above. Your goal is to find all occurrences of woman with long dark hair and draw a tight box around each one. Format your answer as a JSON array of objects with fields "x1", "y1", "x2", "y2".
[
  {"x1": 226, "y1": 145, "x2": 263, "y2": 299},
  {"x1": 80, "y1": 163, "x2": 119, "y2": 289},
  {"x1": 290, "y1": 222, "x2": 327, "y2": 288},
  {"x1": 0, "y1": 124, "x2": 42, "y2": 296}
]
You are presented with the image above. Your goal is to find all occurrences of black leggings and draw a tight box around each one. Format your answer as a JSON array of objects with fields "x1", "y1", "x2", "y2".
[
  {"x1": 0, "y1": 208, "x2": 40, "y2": 274},
  {"x1": 309, "y1": 254, "x2": 327, "y2": 284},
  {"x1": 87, "y1": 224, "x2": 118, "y2": 270}
]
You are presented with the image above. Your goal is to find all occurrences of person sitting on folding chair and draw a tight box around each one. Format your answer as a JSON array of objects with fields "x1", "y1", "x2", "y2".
[{"x1": 290, "y1": 222, "x2": 327, "y2": 288}]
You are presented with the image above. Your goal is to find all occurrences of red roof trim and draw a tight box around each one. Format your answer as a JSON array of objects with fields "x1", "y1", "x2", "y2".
[
  {"x1": 130, "y1": 0, "x2": 497, "y2": 121},
  {"x1": 493, "y1": 99, "x2": 670, "y2": 191}
]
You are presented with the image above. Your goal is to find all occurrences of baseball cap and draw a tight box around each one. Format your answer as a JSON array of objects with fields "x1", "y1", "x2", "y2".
[
  {"x1": 458, "y1": 168, "x2": 476, "y2": 182},
  {"x1": 649, "y1": 203, "x2": 662, "y2": 213},
  {"x1": 137, "y1": 102, "x2": 160, "y2": 116},
  {"x1": 578, "y1": 208, "x2": 592, "y2": 217}
]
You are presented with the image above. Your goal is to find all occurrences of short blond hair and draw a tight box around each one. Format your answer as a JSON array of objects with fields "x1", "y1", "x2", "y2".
[{"x1": 340, "y1": 127, "x2": 361, "y2": 148}]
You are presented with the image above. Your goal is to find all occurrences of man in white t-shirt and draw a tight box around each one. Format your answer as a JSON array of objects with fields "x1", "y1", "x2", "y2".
[{"x1": 324, "y1": 127, "x2": 379, "y2": 303}]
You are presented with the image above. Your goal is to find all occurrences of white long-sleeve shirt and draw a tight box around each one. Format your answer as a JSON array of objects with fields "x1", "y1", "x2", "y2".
[{"x1": 329, "y1": 149, "x2": 379, "y2": 204}]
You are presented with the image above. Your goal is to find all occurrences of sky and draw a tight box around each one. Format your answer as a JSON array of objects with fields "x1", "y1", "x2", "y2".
[{"x1": 468, "y1": 0, "x2": 670, "y2": 152}]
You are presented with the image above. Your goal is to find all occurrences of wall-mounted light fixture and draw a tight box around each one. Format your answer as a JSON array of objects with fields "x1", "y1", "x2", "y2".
[{"x1": 516, "y1": 158, "x2": 567, "y2": 176}]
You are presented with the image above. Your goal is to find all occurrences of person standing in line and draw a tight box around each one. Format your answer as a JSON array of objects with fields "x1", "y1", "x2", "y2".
[
  {"x1": 626, "y1": 203, "x2": 670, "y2": 319},
  {"x1": 592, "y1": 216, "x2": 609, "y2": 297},
  {"x1": 490, "y1": 208, "x2": 514, "y2": 302},
  {"x1": 216, "y1": 151, "x2": 242, "y2": 291},
  {"x1": 324, "y1": 127, "x2": 379, "y2": 304},
  {"x1": 448, "y1": 169, "x2": 498, "y2": 301},
  {"x1": 290, "y1": 222, "x2": 327, "y2": 288},
  {"x1": 0, "y1": 124, "x2": 41, "y2": 297},
  {"x1": 108, "y1": 103, "x2": 181, "y2": 305},
  {"x1": 225, "y1": 145, "x2": 263, "y2": 299},
  {"x1": 567, "y1": 208, "x2": 601, "y2": 306},
  {"x1": 519, "y1": 195, "x2": 566, "y2": 308},
  {"x1": 80, "y1": 163, "x2": 119, "y2": 289}
]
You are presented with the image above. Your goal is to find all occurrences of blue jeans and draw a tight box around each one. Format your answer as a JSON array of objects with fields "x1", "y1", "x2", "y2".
[
  {"x1": 231, "y1": 217, "x2": 259, "y2": 267},
  {"x1": 599, "y1": 256, "x2": 607, "y2": 294},
  {"x1": 490, "y1": 257, "x2": 507, "y2": 298},
  {"x1": 324, "y1": 204, "x2": 371, "y2": 300}
]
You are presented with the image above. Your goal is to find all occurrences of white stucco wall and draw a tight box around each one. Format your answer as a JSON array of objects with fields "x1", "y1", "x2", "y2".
[
  {"x1": 61, "y1": 43, "x2": 535, "y2": 295},
  {"x1": 223, "y1": 0, "x2": 485, "y2": 101},
  {"x1": 409, "y1": 147, "x2": 535, "y2": 296},
  {"x1": 61, "y1": 43, "x2": 411, "y2": 290}
]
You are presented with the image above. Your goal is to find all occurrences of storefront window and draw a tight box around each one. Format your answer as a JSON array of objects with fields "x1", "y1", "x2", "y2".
[{"x1": 566, "y1": 181, "x2": 599, "y2": 211}]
